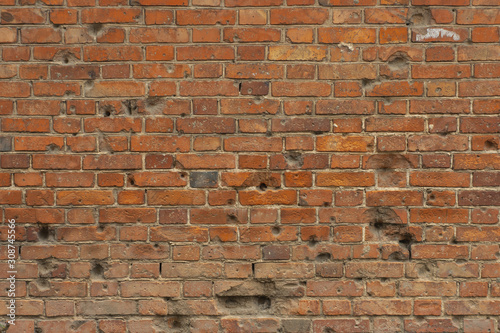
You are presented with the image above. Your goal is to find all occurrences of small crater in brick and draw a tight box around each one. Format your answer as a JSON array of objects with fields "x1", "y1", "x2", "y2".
[
  {"x1": 407, "y1": 7, "x2": 433, "y2": 26},
  {"x1": 361, "y1": 78, "x2": 379, "y2": 91},
  {"x1": 54, "y1": 50, "x2": 79, "y2": 65},
  {"x1": 100, "y1": 104, "x2": 115, "y2": 117},
  {"x1": 122, "y1": 99, "x2": 138, "y2": 116},
  {"x1": 38, "y1": 260, "x2": 66, "y2": 278},
  {"x1": 387, "y1": 55, "x2": 409, "y2": 71},
  {"x1": 166, "y1": 316, "x2": 188, "y2": 330},
  {"x1": 271, "y1": 226, "x2": 281, "y2": 235},
  {"x1": 46, "y1": 143, "x2": 61, "y2": 152},
  {"x1": 257, "y1": 296, "x2": 271, "y2": 310},
  {"x1": 315, "y1": 252, "x2": 331, "y2": 262},
  {"x1": 308, "y1": 238, "x2": 319, "y2": 247},
  {"x1": 38, "y1": 225, "x2": 53, "y2": 241},
  {"x1": 284, "y1": 151, "x2": 304, "y2": 168},
  {"x1": 91, "y1": 263, "x2": 105, "y2": 280},
  {"x1": 35, "y1": 278, "x2": 50, "y2": 291},
  {"x1": 142, "y1": 96, "x2": 165, "y2": 115},
  {"x1": 227, "y1": 213, "x2": 238, "y2": 223},
  {"x1": 485, "y1": 139, "x2": 498, "y2": 150},
  {"x1": 89, "y1": 23, "x2": 104, "y2": 36}
]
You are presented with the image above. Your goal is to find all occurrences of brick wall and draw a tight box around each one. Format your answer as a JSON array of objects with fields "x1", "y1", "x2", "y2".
[{"x1": 1, "y1": 0, "x2": 500, "y2": 332}]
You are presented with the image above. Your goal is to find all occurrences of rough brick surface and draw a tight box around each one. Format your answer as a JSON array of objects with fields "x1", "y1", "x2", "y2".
[{"x1": 0, "y1": 0, "x2": 499, "y2": 332}]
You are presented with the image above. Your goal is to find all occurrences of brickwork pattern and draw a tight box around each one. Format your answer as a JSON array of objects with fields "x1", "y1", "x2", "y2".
[{"x1": 0, "y1": 0, "x2": 500, "y2": 332}]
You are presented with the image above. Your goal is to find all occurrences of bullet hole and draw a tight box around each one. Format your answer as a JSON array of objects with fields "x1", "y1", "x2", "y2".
[
  {"x1": 388, "y1": 250, "x2": 409, "y2": 261},
  {"x1": 368, "y1": 207, "x2": 404, "y2": 228},
  {"x1": 407, "y1": 7, "x2": 433, "y2": 26},
  {"x1": 91, "y1": 263, "x2": 104, "y2": 279},
  {"x1": 167, "y1": 316, "x2": 184, "y2": 329},
  {"x1": 258, "y1": 182, "x2": 267, "y2": 191},
  {"x1": 271, "y1": 226, "x2": 281, "y2": 235},
  {"x1": 417, "y1": 263, "x2": 435, "y2": 277},
  {"x1": 36, "y1": 278, "x2": 50, "y2": 291},
  {"x1": 88, "y1": 70, "x2": 97, "y2": 80},
  {"x1": 284, "y1": 151, "x2": 304, "y2": 169},
  {"x1": 128, "y1": 175, "x2": 136, "y2": 186},
  {"x1": 227, "y1": 214, "x2": 238, "y2": 223},
  {"x1": 257, "y1": 296, "x2": 271, "y2": 310},
  {"x1": 89, "y1": 23, "x2": 104, "y2": 35},
  {"x1": 122, "y1": 99, "x2": 138, "y2": 115},
  {"x1": 54, "y1": 50, "x2": 79, "y2": 65},
  {"x1": 99, "y1": 103, "x2": 116, "y2": 117},
  {"x1": 223, "y1": 297, "x2": 241, "y2": 308},
  {"x1": 308, "y1": 238, "x2": 319, "y2": 247},
  {"x1": 367, "y1": 207, "x2": 417, "y2": 260},
  {"x1": 485, "y1": 139, "x2": 498, "y2": 150},
  {"x1": 362, "y1": 78, "x2": 376, "y2": 88},
  {"x1": 387, "y1": 55, "x2": 409, "y2": 71},
  {"x1": 315, "y1": 252, "x2": 331, "y2": 262},
  {"x1": 38, "y1": 226, "x2": 52, "y2": 241},
  {"x1": 46, "y1": 143, "x2": 61, "y2": 152},
  {"x1": 38, "y1": 260, "x2": 66, "y2": 278}
]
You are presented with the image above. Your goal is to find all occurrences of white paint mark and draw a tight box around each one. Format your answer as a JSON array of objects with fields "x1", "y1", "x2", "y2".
[
  {"x1": 415, "y1": 28, "x2": 461, "y2": 42},
  {"x1": 338, "y1": 42, "x2": 354, "y2": 51}
]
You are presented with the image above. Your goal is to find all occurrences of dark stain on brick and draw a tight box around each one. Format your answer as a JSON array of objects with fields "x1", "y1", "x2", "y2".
[
  {"x1": 0, "y1": 137, "x2": 12, "y2": 152},
  {"x1": 190, "y1": 171, "x2": 218, "y2": 188}
]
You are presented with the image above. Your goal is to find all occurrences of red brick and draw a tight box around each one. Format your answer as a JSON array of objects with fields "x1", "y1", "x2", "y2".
[
  {"x1": 319, "y1": 27, "x2": 376, "y2": 44},
  {"x1": 270, "y1": 8, "x2": 328, "y2": 24}
]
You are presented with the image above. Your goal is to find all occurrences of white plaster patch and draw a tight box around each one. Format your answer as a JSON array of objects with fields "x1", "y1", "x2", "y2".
[{"x1": 415, "y1": 28, "x2": 461, "y2": 42}]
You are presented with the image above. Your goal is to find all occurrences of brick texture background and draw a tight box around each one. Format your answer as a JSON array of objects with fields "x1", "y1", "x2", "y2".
[{"x1": 0, "y1": 0, "x2": 500, "y2": 332}]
